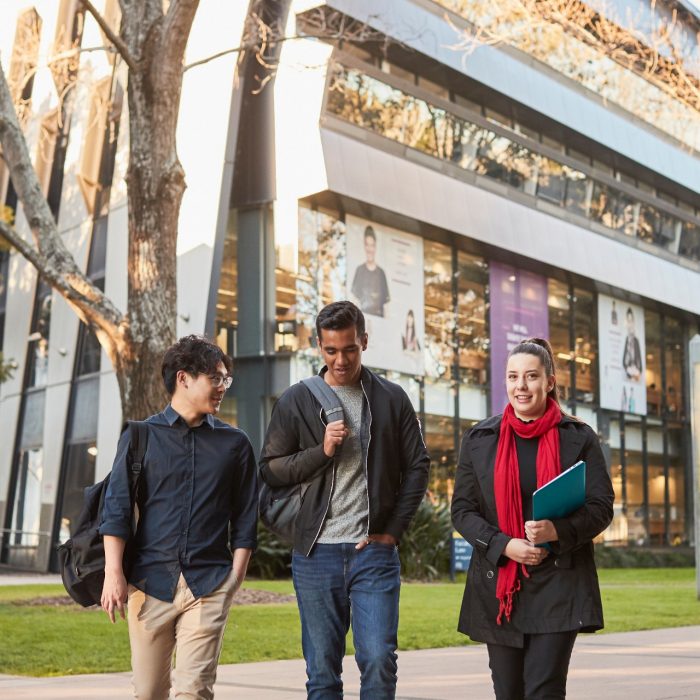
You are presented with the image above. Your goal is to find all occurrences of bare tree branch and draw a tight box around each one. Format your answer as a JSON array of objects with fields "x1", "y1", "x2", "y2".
[
  {"x1": 0, "y1": 58, "x2": 124, "y2": 337},
  {"x1": 79, "y1": 0, "x2": 139, "y2": 71},
  {"x1": 47, "y1": 45, "x2": 118, "y2": 65},
  {"x1": 162, "y1": 0, "x2": 200, "y2": 72}
]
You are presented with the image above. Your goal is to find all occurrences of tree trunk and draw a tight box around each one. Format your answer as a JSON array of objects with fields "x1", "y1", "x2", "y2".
[{"x1": 109, "y1": 0, "x2": 199, "y2": 420}]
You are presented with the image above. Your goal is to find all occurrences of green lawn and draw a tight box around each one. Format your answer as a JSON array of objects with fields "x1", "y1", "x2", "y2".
[{"x1": 1, "y1": 568, "x2": 698, "y2": 676}]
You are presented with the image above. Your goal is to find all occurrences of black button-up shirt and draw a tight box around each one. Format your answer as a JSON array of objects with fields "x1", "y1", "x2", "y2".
[{"x1": 99, "y1": 405, "x2": 258, "y2": 602}]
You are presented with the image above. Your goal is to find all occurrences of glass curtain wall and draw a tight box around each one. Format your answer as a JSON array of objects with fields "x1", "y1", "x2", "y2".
[
  {"x1": 325, "y1": 60, "x2": 700, "y2": 262},
  {"x1": 281, "y1": 202, "x2": 692, "y2": 544}
]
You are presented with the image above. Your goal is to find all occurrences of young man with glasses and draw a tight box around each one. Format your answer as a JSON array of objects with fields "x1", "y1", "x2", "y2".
[{"x1": 100, "y1": 334, "x2": 257, "y2": 699}]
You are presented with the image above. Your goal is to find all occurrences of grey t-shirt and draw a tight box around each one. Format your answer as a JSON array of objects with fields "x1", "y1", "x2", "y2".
[{"x1": 317, "y1": 385, "x2": 369, "y2": 544}]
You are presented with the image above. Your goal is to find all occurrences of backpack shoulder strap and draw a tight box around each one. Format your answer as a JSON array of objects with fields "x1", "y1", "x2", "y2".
[
  {"x1": 300, "y1": 376, "x2": 344, "y2": 423},
  {"x1": 124, "y1": 420, "x2": 149, "y2": 486}
]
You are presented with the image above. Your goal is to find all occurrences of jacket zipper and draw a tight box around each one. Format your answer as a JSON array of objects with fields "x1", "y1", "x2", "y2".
[
  {"x1": 307, "y1": 406, "x2": 336, "y2": 555},
  {"x1": 360, "y1": 379, "x2": 372, "y2": 538}
]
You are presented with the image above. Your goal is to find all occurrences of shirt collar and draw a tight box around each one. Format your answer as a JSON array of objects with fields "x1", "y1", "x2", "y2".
[{"x1": 164, "y1": 404, "x2": 215, "y2": 429}]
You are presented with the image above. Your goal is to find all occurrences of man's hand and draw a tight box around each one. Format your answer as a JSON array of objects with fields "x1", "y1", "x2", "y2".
[
  {"x1": 101, "y1": 569, "x2": 127, "y2": 623},
  {"x1": 323, "y1": 419, "x2": 348, "y2": 457},
  {"x1": 231, "y1": 548, "x2": 253, "y2": 596},
  {"x1": 102, "y1": 535, "x2": 127, "y2": 623},
  {"x1": 355, "y1": 533, "x2": 398, "y2": 550},
  {"x1": 504, "y1": 538, "x2": 548, "y2": 566},
  {"x1": 524, "y1": 519, "x2": 558, "y2": 546}
]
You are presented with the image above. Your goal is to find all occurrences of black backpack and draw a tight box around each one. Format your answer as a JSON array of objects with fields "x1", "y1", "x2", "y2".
[
  {"x1": 259, "y1": 377, "x2": 344, "y2": 544},
  {"x1": 57, "y1": 421, "x2": 148, "y2": 607}
]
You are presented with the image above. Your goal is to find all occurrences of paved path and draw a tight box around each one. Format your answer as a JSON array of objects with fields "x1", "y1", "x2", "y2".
[{"x1": 1, "y1": 626, "x2": 698, "y2": 698}]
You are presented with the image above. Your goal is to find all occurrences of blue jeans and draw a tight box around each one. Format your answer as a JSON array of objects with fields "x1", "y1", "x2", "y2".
[{"x1": 292, "y1": 542, "x2": 401, "y2": 700}]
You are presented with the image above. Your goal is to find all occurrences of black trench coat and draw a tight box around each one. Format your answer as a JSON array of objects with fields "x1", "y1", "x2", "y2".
[{"x1": 451, "y1": 413, "x2": 614, "y2": 648}]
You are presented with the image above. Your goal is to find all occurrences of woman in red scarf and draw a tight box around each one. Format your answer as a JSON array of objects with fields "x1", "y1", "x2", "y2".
[{"x1": 451, "y1": 338, "x2": 614, "y2": 700}]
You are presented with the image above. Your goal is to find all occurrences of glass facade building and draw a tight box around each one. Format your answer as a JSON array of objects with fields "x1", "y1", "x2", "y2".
[{"x1": 0, "y1": 0, "x2": 698, "y2": 571}]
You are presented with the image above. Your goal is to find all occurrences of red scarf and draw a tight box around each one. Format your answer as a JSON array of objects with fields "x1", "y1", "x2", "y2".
[{"x1": 494, "y1": 398, "x2": 562, "y2": 624}]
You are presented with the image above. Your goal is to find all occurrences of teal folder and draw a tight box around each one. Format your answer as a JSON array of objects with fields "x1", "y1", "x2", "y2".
[{"x1": 532, "y1": 460, "x2": 586, "y2": 521}]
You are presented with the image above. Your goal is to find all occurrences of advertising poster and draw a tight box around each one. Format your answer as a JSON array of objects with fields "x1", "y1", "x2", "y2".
[
  {"x1": 598, "y1": 295, "x2": 646, "y2": 414},
  {"x1": 346, "y1": 215, "x2": 424, "y2": 375},
  {"x1": 489, "y1": 262, "x2": 549, "y2": 414}
]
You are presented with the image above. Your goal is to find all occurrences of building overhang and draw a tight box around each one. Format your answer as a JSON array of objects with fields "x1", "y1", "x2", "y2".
[{"x1": 319, "y1": 125, "x2": 700, "y2": 316}]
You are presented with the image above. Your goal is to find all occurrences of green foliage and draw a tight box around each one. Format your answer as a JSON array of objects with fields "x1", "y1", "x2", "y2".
[
  {"x1": 247, "y1": 521, "x2": 292, "y2": 579},
  {"x1": 0, "y1": 204, "x2": 14, "y2": 228},
  {"x1": 595, "y1": 545, "x2": 695, "y2": 568},
  {"x1": 0, "y1": 352, "x2": 15, "y2": 384},
  {"x1": 398, "y1": 499, "x2": 452, "y2": 580}
]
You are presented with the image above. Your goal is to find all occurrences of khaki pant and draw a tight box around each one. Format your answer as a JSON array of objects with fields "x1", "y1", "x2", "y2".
[{"x1": 127, "y1": 570, "x2": 238, "y2": 699}]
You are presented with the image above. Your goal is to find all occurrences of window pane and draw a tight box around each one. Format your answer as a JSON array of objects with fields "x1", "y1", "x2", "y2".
[
  {"x1": 57, "y1": 442, "x2": 96, "y2": 543},
  {"x1": 664, "y1": 318, "x2": 684, "y2": 421},
  {"x1": 69, "y1": 376, "x2": 99, "y2": 442},
  {"x1": 668, "y1": 426, "x2": 687, "y2": 545},
  {"x1": 647, "y1": 453, "x2": 665, "y2": 546},
  {"x1": 547, "y1": 279, "x2": 571, "y2": 404},
  {"x1": 645, "y1": 311, "x2": 662, "y2": 417},
  {"x1": 536, "y1": 156, "x2": 565, "y2": 205},
  {"x1": 20, "y1": 389, "x2": 45, "y2": 448},
  {"x1": 624, "y1": 450, "x2": 646, "y2": 545},
  {"x1": 424, "y1": 240, "x2": 454, "y2": 379},
  {"x1": 605, "y1": 437, "x2": 625, "y2": 543},
  {"x1": 26, "y1": 288, "x2": 52, "y2": 388},
  {"x1": 10, "y1": 447, "x2": 43, "y2": 546},
  {"x1": 573, "y1": 288, "x2": 596, "y2": 404},
  {"x1": 76, "y1": 323, "x2": 101, "y2": 376},
  {"x1": 678, "y1": 220, "x2": 700, "y2": 262},
  {"x1": 563, "y1": 167, "x2": 589, "y2": 218},
  {"x1": 456, "y1": 251, "x2": 488, "y2": 382},
  {"x1": 86, "y1": 215, "x2": 108, "y2": 278},
  {"x1": 425, "y1": 405, "x2": 455, "y2": 504}
]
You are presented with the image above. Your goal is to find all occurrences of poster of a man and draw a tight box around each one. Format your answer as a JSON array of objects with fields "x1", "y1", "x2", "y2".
[
  {"x1": 350, "y1": 226, "x2": 390, "y2": 317},
  {"x1": 622, "y1": 307, "x2": 643, "y2": 381},
  {"x1": 346, "y1": 215, "x2": 424, "y2": 375}
]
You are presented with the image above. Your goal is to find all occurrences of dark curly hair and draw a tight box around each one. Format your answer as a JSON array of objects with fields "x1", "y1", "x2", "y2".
[{"x1": 161, "y1": 335, "x2": 233, "y2": 395}]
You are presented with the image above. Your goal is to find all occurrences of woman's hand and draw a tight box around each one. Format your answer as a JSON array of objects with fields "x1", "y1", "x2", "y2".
[
  {"x1": 504, "y1": 538, "x2": 548, "y2": 566},
  {"x1": 524, "y1": 519, "x2": 558, "y2": 546}
]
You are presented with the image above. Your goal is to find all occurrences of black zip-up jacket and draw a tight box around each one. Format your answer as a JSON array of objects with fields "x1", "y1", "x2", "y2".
[
  {"x1": 451, "y1": 413, "x2": 614, "y2": 647},
  {"x1": 259, "y1": 366, "x2": 431, "y2": 556}
]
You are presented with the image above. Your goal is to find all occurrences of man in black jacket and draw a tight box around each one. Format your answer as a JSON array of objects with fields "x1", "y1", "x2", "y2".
[{"x1": 260, "y1": 301, "x2": 430, "y2": 699}]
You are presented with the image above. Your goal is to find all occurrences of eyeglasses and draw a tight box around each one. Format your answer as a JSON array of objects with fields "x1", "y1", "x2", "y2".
[{"x1": 209, "y1": 374, "x2": 233, "y2": 390}]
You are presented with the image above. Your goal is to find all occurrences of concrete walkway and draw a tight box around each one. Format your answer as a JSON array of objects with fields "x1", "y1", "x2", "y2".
[{"x1": 1, "y1": 626, "x2": 698, "y2": 699}]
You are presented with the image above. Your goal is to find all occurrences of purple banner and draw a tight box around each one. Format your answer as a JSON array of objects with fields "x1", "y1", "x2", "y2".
[{"x1": 489, "y1": 262, "x2": 549, "y2": 415}]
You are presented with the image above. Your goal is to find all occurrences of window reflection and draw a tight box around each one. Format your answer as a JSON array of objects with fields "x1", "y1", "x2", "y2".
[
  {"x1": 433, "y1": 0, "x2": 700, "y2": 152},
  {"x1": 547, "y1": 279, "x2": 571, "y2": 404},
  {"x1": 456, "y1": 251, "x2": 488, "y2": 390},
  {"x1": 667, "y1": 426, "x2": 687, "y2": 545},
  {"x1": 664, "y1": 318, "x2": 684, "y2": 421},
  {"x1": 423, "y1": 240, "x2": 454, "y2": 379},
  {"x1": 645, "y1": 311, "x2": 662, "y2": 416},
  {"x1": 573, "y1": 288, "x2": 596, "y2": 405},
  {"x1": 679, "y1": 221, "x2": 700, "y2": 262},
  {"x1": 327, "y1": 63, "x2": 698, "y2": 262},
  {"x1": 295, "y1": 205, "x2": 346, "y2": 358},
  {"x1": 27, "y1": 286, "x2": 52, "y2": 388}
]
